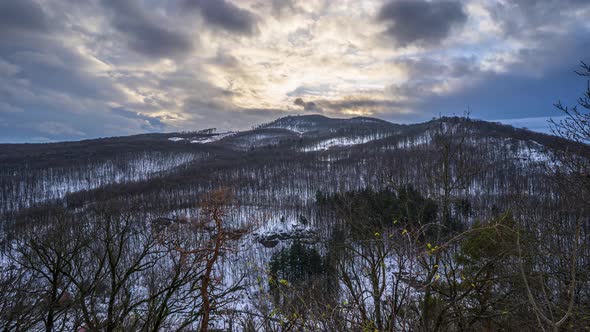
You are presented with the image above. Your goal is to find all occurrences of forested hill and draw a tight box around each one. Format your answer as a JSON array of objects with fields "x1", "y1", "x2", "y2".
[
  {"x1": 0, "y1": 115, "x2": 585, "y2": 214},
  {"x1": 0, "y1": 114, "x2": 576, "y2": 166},
  {"x1": 1, "y1": 114, "x2": 590, "y2": 331}
]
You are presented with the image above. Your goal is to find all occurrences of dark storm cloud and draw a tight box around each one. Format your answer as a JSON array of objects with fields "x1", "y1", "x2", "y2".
[
  {"x1": 0, "y1": 0, "x2": 49, "y2": 33},
  {"x1": 184, "y1": 0, "x2": 258, "y2": 35},
  {"x1": 101, "y1": 0, "x2": 193, "y2": 58},
  {"x1": 488, "y1": 0, "x2": 590, "y2": 37},
  {"x1": 294, "y1": 98, "x2": 321, "y2": 112},
  {"x1": 293, "y1": 97, "x2": 408, "y2": 116},
  {"x1": 293, "y1": 98, "x2": 305, "y2": 107},
  {"x1": 378, "y1": 0, "x2": 467, "y2": 47}
]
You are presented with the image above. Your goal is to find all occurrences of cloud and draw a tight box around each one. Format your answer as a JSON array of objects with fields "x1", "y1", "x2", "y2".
[
  {"x1": 487, "y1": 0, "x2": 590, "y2": 38},
  {"x1": 287, "y1": 85, "x2": 332, "y2": 97},
  {"x1": 0, "y1": 102, "x2": 23, "y2": 113},
  {"x1": 184, "y1": 0, "x2": 258, "y2": 35},
  {"x1": 181, "y1": 97, "x2": 284, "y2": 130},
  {"x1": 292, "y1": 96, "x2": 410, "y2": 117},
  {"x1": 0, "y1": 59, "x2": 20, "y2": 76},
  {"x1": 385, "y1": 56, "x2": 480, "y2": 101},
  {"x1": 0, "y1": 0, "x2": 49, "y2": 33},
  {"x1": 101, "y1": 0, "x2": 193, "y2": 59},
  {"x1": 36, "y1": 121, "x2": 86, "y2": 137},
  {"x1": 268, "y1": 0, "x2": 298, "y2": 18},
  {"x1": 378, "y1": 0, "x2": 467, "y2": 47},
  {"x1": 111, "y1": 107, "x2": 167, "y2": 131},
  {"x1": 0, "y1": 0, "x2": 589, "y2": 142},
  {"x1": 294, "y1": 98, "x2": 321, "y2": 112},
  {"x1": 0, "y1": 6, "x2": 172, "y2": 142},
  {"x1": 320, "y1": 98, "x2": 406, "y2": 113},
  {"x1": 297, "y1": 98, "x2": 412, "y2": 118}
]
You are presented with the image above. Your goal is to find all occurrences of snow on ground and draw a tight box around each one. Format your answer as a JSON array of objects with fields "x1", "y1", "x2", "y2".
[
  {"x1": 317, "y1": 152, "x2": 350, "y2": 162},
  {"x1": 276, "y1": 126, "x2": 305, "y2": 134},
  {"x1": 190, "y1": 132, "x2": 236, "y2": 144},
  {"x1": 9, "y1": 152, "x2": 202, "y2": 210},
  {"x1": 168, "y1": 137, "x2": 185, "y2": 142},
  {"x1": 300, "y1": 134, "x2": 391, "y2": 152},
  {"x1": 264, "y1": 122, "x2": 315, "y2": 134},
  {"x1": 515, "y1": 140, "x2": 555, "y2": 166},
  {"x1": 396, "y1": 134, "x2": 432, "y2": 149},
  {"x1": 378, "y1": 134, "x2": 433, "y2": 151}
]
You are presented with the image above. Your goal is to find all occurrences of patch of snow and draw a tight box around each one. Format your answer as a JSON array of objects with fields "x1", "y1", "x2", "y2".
[
  {"x1": 514, "y1": 140, "x2": 553, "y2": 165},
  {"x1": 396, "y1": 134, "x2": 432, "y2": 148},
  {"x1": 352, "y1": 118, "x2": 380, "y2": 123},
  {"x1": 317, "y1": 153, "x2": 349, "y2": 162},
  {"x1": 281, "y1": 126, "x2": 305, "y2": 134},
  {"x1": 168, "y1": 137, "x2": 185, "y2": 142},
  {"x1": 301, "y1": 134, "x2": 390, "y2": 152},
  {"x1": 190, "y1": 132, "x2": 236, "y2": 144},
  {"x1": 264, "y1": 125, "x2": 305, "y2": 134},
  {"x1": 3, "y1": 152, "x2": 203, "y2": 212}
]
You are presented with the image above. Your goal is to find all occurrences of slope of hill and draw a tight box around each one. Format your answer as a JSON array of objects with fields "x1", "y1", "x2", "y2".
[
  {"x1": 258, "y1": 114, "x2": 396, "y2": 134},
  {"x1": 1, "y1": 114, "x2": 589, "y2": 331},
  {"x1": 0, "y1": 115, "x2": 583, "y2": 215}
]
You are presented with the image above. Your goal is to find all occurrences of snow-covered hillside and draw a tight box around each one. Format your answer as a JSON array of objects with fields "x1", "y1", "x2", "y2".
[{"x1": 300, "y1": 134, "x2": 393, "y2": 151}]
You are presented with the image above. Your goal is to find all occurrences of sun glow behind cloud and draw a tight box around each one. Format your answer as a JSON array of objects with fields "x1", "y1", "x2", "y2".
[{"x1": 0, "y1": 0, "x2": 588, "y2": 141}]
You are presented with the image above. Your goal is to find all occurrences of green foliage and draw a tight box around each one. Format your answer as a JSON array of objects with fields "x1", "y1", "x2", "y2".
[
  {"x1": 267, "y1": 241, "x2": 335, "y2": 320},
  {"x1": 269, "y1": 241, "x2": 326, "y2": 284},
  {"x1": 440, "y1": 211, "x2": 521, "y2": 330},
  {"x1": 317, "y1": 186, "x2": 438, "y2": 238},
  {"x1": 459, "y1": 211, "x2": 516, "y2": 263}
]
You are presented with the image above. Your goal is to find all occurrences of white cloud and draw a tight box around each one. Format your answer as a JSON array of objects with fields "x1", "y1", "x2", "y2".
[{"x1": 0, "y1": 0, "x2": 588, "y2": 141}]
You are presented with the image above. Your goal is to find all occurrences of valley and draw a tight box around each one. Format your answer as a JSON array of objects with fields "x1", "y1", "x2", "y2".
[{"x1": 1, "y1": 114, "x2": 589, "y2": 331}]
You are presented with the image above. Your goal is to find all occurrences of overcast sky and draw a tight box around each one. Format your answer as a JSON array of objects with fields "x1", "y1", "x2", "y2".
[{"x1": 0, "y1": 0, "x2": 588, "y2": 142}]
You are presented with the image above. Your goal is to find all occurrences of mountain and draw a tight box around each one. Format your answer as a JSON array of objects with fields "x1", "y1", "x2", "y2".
[
  {"x1": 258, "y1": 114, "x2": 396, "y2": 134},
  {"x1": 1, "y1": 114, "x2": 588, "y2": 331},
  {"x1": 0, "y1": 115, "x2": 581, "y2": 215}
]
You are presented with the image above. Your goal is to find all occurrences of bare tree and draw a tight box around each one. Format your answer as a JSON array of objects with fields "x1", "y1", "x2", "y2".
[
  {"x1": 512, "y1": 61, "x2": 590, "y2": 331},
  {"x1": 0, "y1": 259, "x2": 39, "y2": 332},
  {"x1": 8, "y1": 208, "x2": 85, "y2": 332},
  {"x1": 173, "y1": 188, "x2": 249, "y2": 332}
]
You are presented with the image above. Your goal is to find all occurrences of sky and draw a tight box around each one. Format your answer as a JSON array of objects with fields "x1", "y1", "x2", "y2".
[{"x1": 0, "y1": 0, "x2": 589, "y2": 142}]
